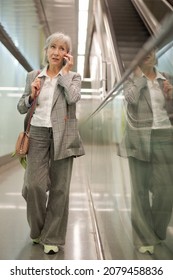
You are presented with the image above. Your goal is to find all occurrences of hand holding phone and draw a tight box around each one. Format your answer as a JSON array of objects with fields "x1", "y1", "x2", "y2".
[{"x1": 62, "y1": 53, "x2": 73, "y2": 73}]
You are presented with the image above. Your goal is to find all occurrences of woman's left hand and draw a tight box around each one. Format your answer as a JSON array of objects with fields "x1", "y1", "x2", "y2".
[{"x1": 62, "y1": 53, "x2": 74, "y2": 74}]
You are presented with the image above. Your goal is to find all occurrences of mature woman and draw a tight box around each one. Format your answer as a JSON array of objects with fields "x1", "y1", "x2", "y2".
[
  {"x1": 119, "y1": 49, "x2": 173, "y2": 254},
  {"x1": 17, "y1": 32, "x2": 85, "y2": 254}
]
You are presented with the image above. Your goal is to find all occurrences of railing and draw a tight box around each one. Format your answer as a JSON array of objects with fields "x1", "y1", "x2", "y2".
[
  {"x1": 131, "y1": 0, "x2": 160, "y2": 33},
  {"x1": 162, "y1": 0, "x2": 173, "y2": 10}
]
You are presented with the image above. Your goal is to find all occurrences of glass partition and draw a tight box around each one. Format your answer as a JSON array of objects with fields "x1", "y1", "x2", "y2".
[
  {"x1": 0, "y1": 43, "x2": 26, "y2": 157},
  {"x1": 0, "y1": 0, "x2": 41, "y2": 69},
  {"x1": 0, "y1": 0, "x2": 45, "y2": 159},
  {"x1": 80, "y1": 15, "x2": 173, "y2": 259}
]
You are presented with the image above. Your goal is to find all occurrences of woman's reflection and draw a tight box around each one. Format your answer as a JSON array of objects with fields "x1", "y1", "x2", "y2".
[{"x1": 119, "y1": 49, "x2": 173, "y2": 254}]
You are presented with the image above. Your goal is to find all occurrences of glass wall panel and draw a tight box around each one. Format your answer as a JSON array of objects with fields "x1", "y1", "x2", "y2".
[
  {"x1": 0, "y1": 43, "x2": 26, "y2": 156},
  {"x1": 0, "y1": 0, "x2": 41, "y2": 68},
  {"x1": 0, "y1": 0, "x2": 44, "y2": 158},
  {"x1": 82, "y1": 24, "x2": 173, "y2": 259}
]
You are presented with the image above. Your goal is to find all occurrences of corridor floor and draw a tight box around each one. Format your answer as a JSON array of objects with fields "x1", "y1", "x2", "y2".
[{"x1": 0, "y1": 157, "x2": 98, "y2": 260}]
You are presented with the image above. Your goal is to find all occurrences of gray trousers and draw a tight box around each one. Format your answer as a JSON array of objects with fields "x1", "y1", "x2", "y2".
[
  {"x1": 22, "y1": 126, "x2": 73, "y2": 245},
  {"x1": 129, "y1": 129, "x2": 173, "y2": 246}
]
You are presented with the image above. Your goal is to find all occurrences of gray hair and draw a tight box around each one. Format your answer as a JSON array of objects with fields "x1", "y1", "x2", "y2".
[{"x1": 42, "y1": 32, "x2": 72, "y2": 65}]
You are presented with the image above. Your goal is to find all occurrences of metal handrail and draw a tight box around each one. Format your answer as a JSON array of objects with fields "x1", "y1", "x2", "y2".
[
  {"x1": 162, "y1": 0, "x2": 173, "y2": 10},
  {"x1": 131, "y1": 0, "x2": 160, "y2": 34},
  {"x1": 0, "y1": 23, "x2": 33, "y2": 72}
]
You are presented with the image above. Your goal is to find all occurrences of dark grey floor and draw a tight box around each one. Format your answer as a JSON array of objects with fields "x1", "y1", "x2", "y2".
[{"x1": 0, "y1": 158, "x2": 98, "y2": 260}]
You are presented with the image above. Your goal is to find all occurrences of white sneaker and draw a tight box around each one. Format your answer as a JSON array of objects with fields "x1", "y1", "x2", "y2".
[
  {"x1": 32, "y1": 237, "x2": 41, "y2": 244},
  {"x1": 138, "y1": 245, "x2": 154, "y2": 254},
  {"x1": 44, "y1": 244, "x2": 59, "y2": 254}
]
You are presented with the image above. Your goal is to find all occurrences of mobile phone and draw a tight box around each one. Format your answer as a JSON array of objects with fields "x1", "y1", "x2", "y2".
[{"x1": 63, "y1": 58, "x2": 67, "y2": 65}]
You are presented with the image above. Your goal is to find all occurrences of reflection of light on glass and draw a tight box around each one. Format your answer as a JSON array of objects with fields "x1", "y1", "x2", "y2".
[
  {"x1": 0, "y1": 87, "x2": 24, "y2": 91},
  {"x1": 14, "y1": 39, "x2": 19, "y2": 48},
  {"x1": 77, "y1": 56, "x2": 85, "y2": 78},
  {"x1": 69, "y1": 207, "x2": 88, "y2": 211},
  {"x1": 80, "y1": 95, "x2": 101, "y2": 99},
  {"x1": 54, "y1": 0, "x2": 72, "y2": 3},
  {"x1": 95, "y1": 208, "x2": 130, "y2": 212},
  {"x1": 70, "y1": 201, "x2": 87, "y2": 205},
  {"x1": 0, "y1": 204, "x2": 25, "y2": 209},
  {"x1": 50, "y1": 1, "x2": 73, "y2": 8},
  {"x1": 7, "y1": 93, "x2": 22, "y2": 97},
  {"x1": 70, "y1": 192, "x2": 86, "y2": 197},
  {"x1": 5, "y1": 192, "x2": 21, "y2": 196},
  {"x1": 97, "y1": 208, "x2": 114, "y2": 212},
  {"x1": 80, "y1": 87, "x2": 101, "y2": 100},
  {"x1": 80, "y1": 89, "x2": 99, "y2": 93},
  {"x1": 79, "y1": 0, "x2": 89, "y2": 10},
  {"x1": 78, "y1": 11, "x2": 88, "y2": 54},
  {"x1": 90, "y1": 56, "x2": 100, "y2": 79},
  {"x1": 73, "y1": 223, "x2": 81, "y2": 259},
  {"x1": 53, "y1": 4, "x2": 72, "y2": 7},
  {"x1": 18, "y1": 206, "x2": 26, "y2": 210},
  {"x1": 168, "y1": 226, "x2": 173, "y2": 234},
  {"x1": 0, "y1": 205, "x2": 16, "y2": 209},
  {"x1": 69, "y1": 192, "x2": 88, "y2": 210},
  {"x1": 0, "y1": 87, "x2": 24, "y2": 97}
]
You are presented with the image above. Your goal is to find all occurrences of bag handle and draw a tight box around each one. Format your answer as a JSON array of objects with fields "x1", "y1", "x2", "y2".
[{"x1": 25, "y1": 70, "x2": 40, "y2": 134}]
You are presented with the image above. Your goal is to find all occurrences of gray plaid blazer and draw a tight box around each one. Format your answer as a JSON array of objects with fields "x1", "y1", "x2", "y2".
[
  {"x1": 17, "y1": 70, "x2": 85, "y2": 160},
  {"x1": 119, "y1": 73, "x2": 173, "y2": 161}
]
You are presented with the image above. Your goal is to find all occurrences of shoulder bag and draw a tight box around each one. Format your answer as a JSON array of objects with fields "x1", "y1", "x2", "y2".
[{"x1": 15, "y1": 97, "x2": 37, "y2": 158}]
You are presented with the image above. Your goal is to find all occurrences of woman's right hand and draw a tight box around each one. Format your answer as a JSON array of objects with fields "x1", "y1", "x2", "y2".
[{"x1": 31, "y1": 78, "x2": 41, "y2": 99}]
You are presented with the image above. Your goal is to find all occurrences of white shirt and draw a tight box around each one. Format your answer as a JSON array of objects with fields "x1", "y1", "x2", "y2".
[
  {"x1": 145, "y1": 71, "x2": 171, "y2": 129},
  {"x1": 31, "y1": 66, "x2": 61, "y2": 127}
]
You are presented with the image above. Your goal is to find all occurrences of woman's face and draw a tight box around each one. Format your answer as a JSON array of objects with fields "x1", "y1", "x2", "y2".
[
  {"x1": 46, "y1": 39, "x2": 68, "y2": 67},
  {"x1": 139, "y1": 50, "x2": 156, "y2": 68}
]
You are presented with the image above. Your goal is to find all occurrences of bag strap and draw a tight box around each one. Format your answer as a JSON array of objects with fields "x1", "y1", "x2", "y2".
[{"x1": 25, "y1": 70, "x2": 40, "y2": 134}]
